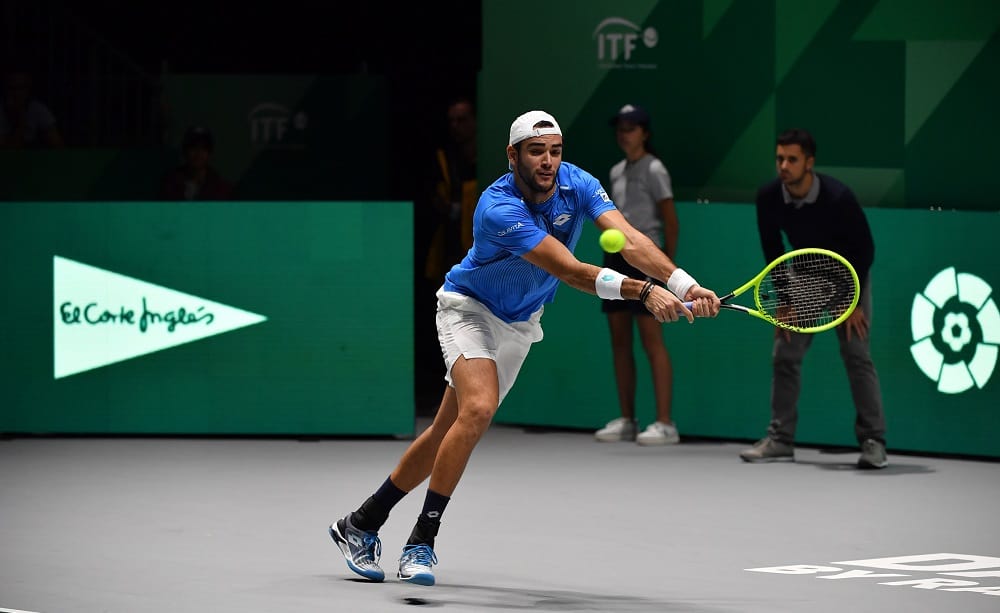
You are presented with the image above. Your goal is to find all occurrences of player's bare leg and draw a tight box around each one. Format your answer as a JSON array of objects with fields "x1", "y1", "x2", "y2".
[
  {"x1": 397, "y1": 355, "x2": 499, "y2": 585},
  {"x1": 637, "y1": 315, "x2": 674, "y2": 422},
  {"x1": 330, "y1": 381, "x2": 460, "y2": 583},
  {"x1": 390, "y1": 385, "x2": 459, "y2": 491},
  {"x1": 427, "y1": 355, "x2": 500, "y2": 496},
  {"x1": 607, "y1": 311, "x2": 637, "y2": 422},
  {"x1": 636, "y1": 314, "x2": 679, "y2": 444}
]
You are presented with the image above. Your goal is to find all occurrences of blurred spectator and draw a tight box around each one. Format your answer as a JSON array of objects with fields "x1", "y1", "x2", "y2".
[
  {"x1": 594, "y1": 104, "x2": 681, "y2": 445},
  {"x1": 160, "y1": 126, "x2": 232, "y2": 200},
  {"x1": 414, "y1": 97, "x2": 478, "y2": 415},
  {"x1": 422, "y1": 97, "x2": 478, "y2": 281},
  {"x1": 0, "y1": 71, "x2": 64, "y2": 148}
]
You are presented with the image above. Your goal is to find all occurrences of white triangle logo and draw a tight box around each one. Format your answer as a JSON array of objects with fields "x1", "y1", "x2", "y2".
[{"x1": 53, "y1": 256, "x2": 267, "y2": 379}]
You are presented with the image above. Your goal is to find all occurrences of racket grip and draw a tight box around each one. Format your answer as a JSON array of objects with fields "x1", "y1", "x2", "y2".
[{"x1": 681, "y1": 301, "x2": 693, "y2": 310}]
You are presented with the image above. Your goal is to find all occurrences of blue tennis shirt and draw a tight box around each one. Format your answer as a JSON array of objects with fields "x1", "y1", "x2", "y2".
[{"x1": 443, "y1": 161, "x2": 616, "y2": 323}]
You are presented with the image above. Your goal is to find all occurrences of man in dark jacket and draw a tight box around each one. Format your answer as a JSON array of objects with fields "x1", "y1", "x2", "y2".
[{"x1": 740, "y1": 128, "x2": 887, "y2": 469}]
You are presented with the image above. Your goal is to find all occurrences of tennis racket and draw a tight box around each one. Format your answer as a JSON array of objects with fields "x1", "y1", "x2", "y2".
[{"x1": 685, "y1": 248, "x2": 860, "y2": 333}]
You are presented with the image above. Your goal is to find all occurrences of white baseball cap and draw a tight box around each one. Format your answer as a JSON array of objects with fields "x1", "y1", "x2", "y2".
[{"x1": 508, "y1": 110, "x2": 562, "y2": 146}]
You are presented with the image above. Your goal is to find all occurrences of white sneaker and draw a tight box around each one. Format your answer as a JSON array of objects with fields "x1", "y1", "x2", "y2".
[
  {"x1": 398, "y1": 544, "x2": 437, "y2": 586},
  {"x1": 594, "y1": 417, "x2": 637, "y2": 442},
  {"x1": 636, "y1": 421, "x2": 680, "y2": 445}
]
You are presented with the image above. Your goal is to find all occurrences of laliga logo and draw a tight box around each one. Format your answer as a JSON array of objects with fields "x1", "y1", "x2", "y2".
[
  {"x1": 593, "y1": 17, "x2": 658, "y2": 66},
  {"x1": 910, "y1": 267, "x2": 1000, "y2": 393},
  {"x1": 249, "y1": 102, "x2": 308, "y2": 146}
]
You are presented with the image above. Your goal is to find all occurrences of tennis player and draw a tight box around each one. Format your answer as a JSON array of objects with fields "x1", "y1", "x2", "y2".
[{"x1": 329, "y1": 110, "x2": 720, "y2": 586}]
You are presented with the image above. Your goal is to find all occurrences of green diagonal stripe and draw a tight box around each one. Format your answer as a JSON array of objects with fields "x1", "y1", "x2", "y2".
[
  {"x1": 703, "y1": 0, "x2": 736, "y2": 38},
  {"x1": 705, "y1": 94, "x2": 775, "y2": 202},
  {"x1": 906, "y1": 40, "x2": 987, "y2": 143},
  {"x1": 776, "y1": 0, "x2": 840, "y2": 85},
  {"x1": 855, "y1": 0, "x2": 1000, "y2": 40},
  {"x1": 816, "y1": 166, "x2": 904, "y2": 208}
]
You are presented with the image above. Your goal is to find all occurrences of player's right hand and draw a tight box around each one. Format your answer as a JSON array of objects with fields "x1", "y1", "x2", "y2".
[
  {"x1": 842, "y1": 309, "x2": 870, "y2": 342},
  {"x1": 645, "y1": 285, "x2": 688, "y2": 323}
]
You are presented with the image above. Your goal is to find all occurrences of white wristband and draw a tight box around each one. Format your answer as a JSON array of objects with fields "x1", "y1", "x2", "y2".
[
  {"x1": 595, "y1": 268, "x2": 626, "y2": 300},
  {"x1": 667, "y1": 268, "x2": 698, "y2": 299}
]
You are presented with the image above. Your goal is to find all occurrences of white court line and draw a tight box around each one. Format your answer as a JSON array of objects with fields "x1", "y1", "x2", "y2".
[{"x1": 1, "y1": 608, "x2": 43, "y2": 613}]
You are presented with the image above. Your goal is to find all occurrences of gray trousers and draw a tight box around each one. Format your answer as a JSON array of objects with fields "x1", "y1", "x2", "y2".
[{"x1": 767, "y1": 278, "x2": 886, "y2": 444}]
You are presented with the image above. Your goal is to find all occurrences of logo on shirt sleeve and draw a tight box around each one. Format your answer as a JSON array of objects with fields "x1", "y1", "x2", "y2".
[
  {"x1": 497, "y1": 221, "x2": 525, "y2": 237},
  {"x1": 595, "y1": 188, "x2": 611, "y2": 203}
]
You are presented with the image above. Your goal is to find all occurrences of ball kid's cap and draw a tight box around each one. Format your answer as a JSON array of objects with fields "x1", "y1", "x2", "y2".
[
  {"x1": 182, "y1": 125, "x2": 214, "y2": 150},
  {"x1": 609, "y1": 104, "x2": 651, "y2": 127},
  {"x1": 508, "y1": 110, "x2": 562, "y2": 146}
]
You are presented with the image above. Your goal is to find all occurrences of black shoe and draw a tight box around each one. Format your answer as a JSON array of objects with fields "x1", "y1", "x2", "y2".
[{"x1": 329, "y1": 515, "x2": 385, "y2": 581}]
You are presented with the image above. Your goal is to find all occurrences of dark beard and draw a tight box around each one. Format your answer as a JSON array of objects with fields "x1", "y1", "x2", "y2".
[{"x1": 516, "y1": 162, "x2": 551, "y2": 196}]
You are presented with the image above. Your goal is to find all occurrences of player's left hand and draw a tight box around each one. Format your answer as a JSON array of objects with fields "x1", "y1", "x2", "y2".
[
  {"x1": 645, "y1": 285, "x2": 687, "y2": 323},
  {"x1": 842, "y1": 308, "x2": 869, "y2": 341}
]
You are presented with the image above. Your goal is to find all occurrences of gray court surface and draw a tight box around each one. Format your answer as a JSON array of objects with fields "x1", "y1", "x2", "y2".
[{"x1": 2, "y1": 421, "x2": 998, "y2": 613}]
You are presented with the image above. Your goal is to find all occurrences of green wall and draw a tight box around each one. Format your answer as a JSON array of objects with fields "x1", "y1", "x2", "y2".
[
  {"x1": 480, "y1": 0, "x2": 999, "y2": 456},
  {"x1": 161, "y1": 74, "x2": 389, "y2": 200},
  {"x1": 0, "y1": 201, "x2": 414, "y2": 436},
  {"x1": 480, "y1": 0, "x2": 1000, "y2": 210},
  {"x1": 497, "y1": 203, "x2": 1000, "y2": 459}
]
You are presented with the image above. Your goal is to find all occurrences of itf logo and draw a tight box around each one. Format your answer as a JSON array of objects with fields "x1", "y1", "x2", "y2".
[
  {"x1": 593, "y1": 17, "x2": 659, "y2": 69},
  {"x1": 249, "y1": 102, "x2": 308, "y2": 148},
  {"x1": 910, "y1": 267, "x2": 1000, "y2": 393}
]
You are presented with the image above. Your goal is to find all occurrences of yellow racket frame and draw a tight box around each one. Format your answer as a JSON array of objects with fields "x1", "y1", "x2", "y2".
[{"x1": 726, "y1": 247, "x2": 861, "y2": 333}]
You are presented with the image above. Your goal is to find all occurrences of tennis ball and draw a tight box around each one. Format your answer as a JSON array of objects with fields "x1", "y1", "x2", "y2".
[{"x1": 599, "y1": 228, "x2": 626, "y2": 253}]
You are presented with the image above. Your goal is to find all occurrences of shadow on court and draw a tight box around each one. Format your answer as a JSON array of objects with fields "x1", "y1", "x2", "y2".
[
  {"x1": 395, "y1": 582, "x2": 738, "y2": 611},
  {"x1": 795, "y1": 459, "x2": 935, "y2": 475}
]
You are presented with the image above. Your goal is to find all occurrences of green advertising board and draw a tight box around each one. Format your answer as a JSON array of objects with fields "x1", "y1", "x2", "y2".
[
  {"x1": 496, "y1": 203, "x2": 1000, "y2": 459},
  {"x1": 0, "y1": 201, "x2": 414, "y2": 436},
  {"x1": 480, "y1": 0, "x2": 1000, "y2": 211}
]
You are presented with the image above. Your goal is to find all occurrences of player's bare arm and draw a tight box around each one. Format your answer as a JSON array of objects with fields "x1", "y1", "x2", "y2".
[
  {"x1": 594, "y1": 210, "x2": 720, "y2": 315},
  {"x1": 594, "y1": 210, "x2": 677, "y2": 281},
  {"x1": 521, "y1": 234, "x2": 691, "y2": 323}
]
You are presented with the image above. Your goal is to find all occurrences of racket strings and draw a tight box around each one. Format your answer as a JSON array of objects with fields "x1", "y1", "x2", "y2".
[{"x1": 756, "y1": 253, "x2": 857, "y2": 328}]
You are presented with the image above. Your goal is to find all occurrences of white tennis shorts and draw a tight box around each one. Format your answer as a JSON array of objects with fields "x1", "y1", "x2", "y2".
[{"x1": 435, "y1": 287, "x2": 544, "y2": 404}]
